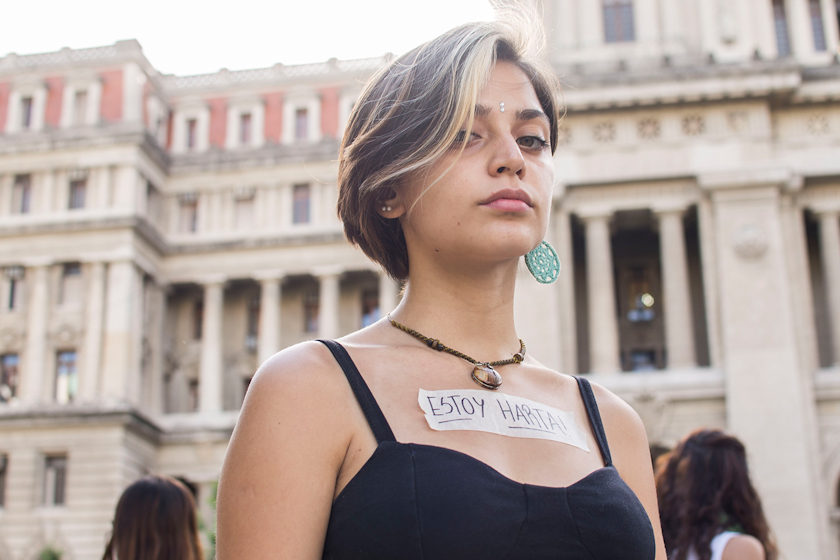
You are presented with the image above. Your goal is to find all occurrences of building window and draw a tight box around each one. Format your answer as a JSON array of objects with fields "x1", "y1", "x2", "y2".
[
  {"x1": 773, "y1": 0, "x2": 792, "y2": 57},
  {"x1": 20, "y1": 96, "x2": 33, "y2": 130},
  {"x1": 186, "y1": 118, "x2": 198, "y2": 151},
  {"x1": 68, "y1": 178, "x2": 86, "y2": 210},
  {"x1": 603, "y1": 0, "x2": 635, "y2": 43},
  {"x1": 630, "y1": 350, "x2": 657, "y2": 371},
  {"x1": 73, "y1": 90, "x2": 88, "y2": 125},
  {"x1": 295, "y1": 108, "x2": 308, "y2": 141},
  {"x1": 361, "y1": 290, "x2": 380, "y2": 328},
  {"x1": 60, "y1": 263, "x2": 82, "y2": 305},
  {"x1": 179, "y1": 194, "x2": 198, "y2": 233},
  {"x1": 55, "y1": 351, "x2": 78, "y2": 404},
  {"x1": 810, "y1": 0, "x2": 828, "y2": 51},
  {"x1": 0, "y1": 454, "x2": 7, "y2": 507},
  {"x1": 293, "y1": 184, "x2": 311, "y2": 225},
  {"x1": 44, "y1": 455, "x2": 67, "y2": 506},
  {"x1": 188, "y1": 379, "x2": 199, "y2": 412},
  {"x1": 146, "y1": 180, "x2": 162, "y2": 224},
  {"x1": 240, "y1": 113, "x2": 252, "y2": 145},
  {"x1": 193, "y1": 301, "x2": 204, "y2": 339},
  {"x1": 12, "y1": 174, "x2": 31, "y2": 214},
  {"x1": 246, "y1": 294, "x2": 259, "y2": 352},
  {"x1": 4, "y1": 266, "x2": 24, "y2": 311},
  {"x1": 0, "y1": 354, "x2": 19, "y2": 402},
  {"x1": 304, "y1": 292, "x2": 319, "y2": 333}
]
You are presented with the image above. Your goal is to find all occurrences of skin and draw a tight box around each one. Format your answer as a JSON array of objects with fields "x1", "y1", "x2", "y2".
[
  {"x1": 216, "y1": 62, "x2": 666, "y2": 560},
  {"x1": 721, "y1": 535, "x2": 766, "y2": 560}
]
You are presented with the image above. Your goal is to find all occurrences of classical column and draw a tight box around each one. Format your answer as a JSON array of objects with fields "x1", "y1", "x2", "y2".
[
  {"x1": 708, "y1": 182, "x2": 826, "y2": 557},
  {"x1": 147, "y1": 281, "x2": 168, "y2": 415},
  {"x1": 378, "y1": 271, "x2": 399, "y2": 318},
  {"x1": 101, "y1": 261, "x2": 142, "y2": 403},
  {"x1": 818, "y1": 211, "x2": 840, "y2": 365},
  {"x1": 582, "y1": 213, "x2": 621, "y2": 373},
  {"x1": 697, "y1": 197, "x2": 723, "y2": 369},
  {"x1": 785, "y1": 0, "x2": 816, "y2": 58},
  {"x1": 199, "y1": 278, "x2": 225, "y2": 414},
  {"x1": 80, "y1": 261, "x2": 106, "y2": 401},
  {"x1": 257, "y1": 272, "x2": 283, "y2": 364},
  {"x1": 315, "y1": 266, "x2": 342, "y2": 340},
  {"x1": 22, "y1": 262, "x2": 51, "y2": 403},
  {"x1": 554, "y1": 207, "x2": 577, "y2": 376},
  {"x1": 656, "y1": 209, "x2": 696, "y2": 369}
]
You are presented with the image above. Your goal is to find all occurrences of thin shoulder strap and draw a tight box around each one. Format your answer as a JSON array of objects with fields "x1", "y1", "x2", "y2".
[
  {"x1": 317, "y1": 339, "x2": 396, "y2": 443},
  {"x1": 574, "y1": 376, "x2": 613, "y2": 467}
]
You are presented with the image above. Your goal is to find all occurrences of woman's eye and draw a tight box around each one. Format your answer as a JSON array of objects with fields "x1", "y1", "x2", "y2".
[
  {"x1": 518, "y1": 136, "x2": 548, "y2": 150},
  {"x1": 453, "y1": 130, "x2": 479, "y2": 145}
]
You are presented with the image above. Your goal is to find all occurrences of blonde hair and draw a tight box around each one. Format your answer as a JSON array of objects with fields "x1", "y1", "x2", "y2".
[{"x1": 337, "y1": 1, "x2": 562, "y2": 280}]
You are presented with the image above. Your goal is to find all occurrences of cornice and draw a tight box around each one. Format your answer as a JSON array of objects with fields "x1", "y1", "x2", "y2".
[
  {"x1": 0, "y1": 403, "x2": 163, "y2": 443},
  {"x1": 560, "y1": 63, "x2": 803, "y2": 112},
  {"x1": 168, "y1": 138, "x2": 341, "y2": 173}
]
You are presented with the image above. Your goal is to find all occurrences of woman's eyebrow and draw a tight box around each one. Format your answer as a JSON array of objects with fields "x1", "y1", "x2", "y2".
[
  {"x1": 473, "y1": 104, "x2": 548, "y2": 126},
  {"x1": 474, "y1": 104, "x2": 492, "y2": 117},
  {"x1": 516, "y1": 108, "x2": 550, "y2": 126}
]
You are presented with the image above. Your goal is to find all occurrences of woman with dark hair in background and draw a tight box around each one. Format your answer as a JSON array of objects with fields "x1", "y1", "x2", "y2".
[
  {"x1": 217, "y1": 3, "x2": 666, "y2": 558},
  {"x1": 655, "y1": 429, "x2": 777, "y2": 560},
  {"x1": 102, "y1": 474, "x2": 203, "y2": 560}
]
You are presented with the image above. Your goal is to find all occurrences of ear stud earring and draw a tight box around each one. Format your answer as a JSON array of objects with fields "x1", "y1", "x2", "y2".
[
  {"x1": 499, "y1": 102, "x2": 505, "y2": 113},
  {"x1": 381, "y1": 205, "x2": 393, "y2": 212}
]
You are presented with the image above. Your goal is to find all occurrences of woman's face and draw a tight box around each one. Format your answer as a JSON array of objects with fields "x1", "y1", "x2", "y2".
[{"x1": 398, "y1": 61, "x2": 555, "y2": 270}]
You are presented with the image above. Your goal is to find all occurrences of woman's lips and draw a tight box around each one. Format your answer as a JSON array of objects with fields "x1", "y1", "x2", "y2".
[
  {"x1": 481, "y1": 189, "x2": 533, "y2": 212},
  {"x1": 483, "y1": 198, "x2": 531, "y2": 212}
]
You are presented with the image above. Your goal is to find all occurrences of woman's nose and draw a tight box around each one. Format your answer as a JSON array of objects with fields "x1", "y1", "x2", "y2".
[{"x1": 488, "y1": 136, "x2": 525, "y2": 178}]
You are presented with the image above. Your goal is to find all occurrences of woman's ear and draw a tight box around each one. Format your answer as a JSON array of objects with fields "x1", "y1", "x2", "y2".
[{"x1": 376, "y1": 187, "x2": 406, "y2": 219}]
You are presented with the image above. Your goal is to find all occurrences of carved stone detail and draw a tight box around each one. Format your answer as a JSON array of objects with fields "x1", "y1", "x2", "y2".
[
  {"x1": 637, "y1": 118, "x2": 660, "y2": 140},
  {"x1": 732, "y1": 224, "x2": 768, "y2": 260},
  {"x1": 593, "y1": 122, "x2": 616, "y2": 143}
]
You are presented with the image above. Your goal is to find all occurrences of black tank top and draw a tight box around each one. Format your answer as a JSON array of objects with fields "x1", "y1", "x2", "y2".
[{"x1": 318, "y1": 340, "x2": 656, "y2": 560}]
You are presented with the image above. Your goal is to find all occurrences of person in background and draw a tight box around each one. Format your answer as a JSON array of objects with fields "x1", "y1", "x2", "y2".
[
  {"x1": 102, "y1": 474, "x2": 204, "y2": 560},
  {"x1": 655, "y1": 428, "x2": 778, "y2": 560}
]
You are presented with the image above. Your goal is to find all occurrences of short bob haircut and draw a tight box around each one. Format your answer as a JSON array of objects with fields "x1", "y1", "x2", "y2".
[
  {"x1": 337, "y1": 10, "x2": 562, "y2": 280},
  {"x1": 102, "y1": 474, "x2": 204, "y2": 560}
]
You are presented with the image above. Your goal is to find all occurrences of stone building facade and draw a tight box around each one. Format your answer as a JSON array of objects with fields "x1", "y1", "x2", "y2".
[{"x1": 0, "y1": 0, "x2": 838, "y2": 558}]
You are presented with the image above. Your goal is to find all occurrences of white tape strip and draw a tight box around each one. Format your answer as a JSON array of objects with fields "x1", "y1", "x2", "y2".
[{"x1": 418, "y1": 389, "x2": 589, "y2": 452}]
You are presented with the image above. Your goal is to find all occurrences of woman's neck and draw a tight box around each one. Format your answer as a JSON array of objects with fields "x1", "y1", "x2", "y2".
[{"x1": 389, "y1": 258, "x2": 522, "y2": 362}]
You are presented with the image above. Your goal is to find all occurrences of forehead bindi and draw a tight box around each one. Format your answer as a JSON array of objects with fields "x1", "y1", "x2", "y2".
[{"x1": 479, "y1": 62, "x2": 540, "y2": 109}]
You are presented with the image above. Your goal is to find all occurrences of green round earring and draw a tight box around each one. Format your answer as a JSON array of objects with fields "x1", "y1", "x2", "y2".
[{"x1": 525, "y1": 241, "x2": 560, "y2": 284}]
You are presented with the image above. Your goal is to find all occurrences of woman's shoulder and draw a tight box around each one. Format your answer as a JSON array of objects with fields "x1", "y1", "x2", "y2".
[
  {"x1": 584, "y1": 378, "x2": 646, "y2": 435},
  {"x1": 242, "y1": 340, "x2": 354, "y2": 425},
  {"x1": 581, "y1": 378, "x2": 651, "y2": 468},
  {"x1": 720, "y1": 533, "x2": 765, "y2": 560},
  {"x1": 252, "y1": 340, "x2": 344, "y2": 390}
]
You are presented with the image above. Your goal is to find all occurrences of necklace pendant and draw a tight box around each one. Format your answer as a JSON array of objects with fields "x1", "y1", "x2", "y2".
[{"x1": 471, "y1": 363, "x2": 502, "y2": 390}]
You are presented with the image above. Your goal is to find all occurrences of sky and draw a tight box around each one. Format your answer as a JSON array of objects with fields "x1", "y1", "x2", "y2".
[{"x1": 1, "y1": 0, "x2": 496, "y2": 76}]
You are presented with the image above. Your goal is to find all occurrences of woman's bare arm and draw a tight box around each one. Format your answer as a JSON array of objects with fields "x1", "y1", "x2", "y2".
[
  {"x1": 722, "y1": 535, "x2": 766, "y2": 560},
  {"x1": 216, "y1": 342, "x2": 353, "y2": 560},
  {"x1": 592, "y1": 382, "x2": 668, "y2": 560}
]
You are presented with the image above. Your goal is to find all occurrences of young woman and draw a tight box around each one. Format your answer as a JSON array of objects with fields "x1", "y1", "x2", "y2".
[
  {"x1": 655, "y1": 429, "x2": 777, "y2": 560},
  {"x1": 102, "y1": 475, "x2": 203, "y2": 560},
  {"x1": 217, "y1": 11, "x2": 666, "y2": 560}
]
